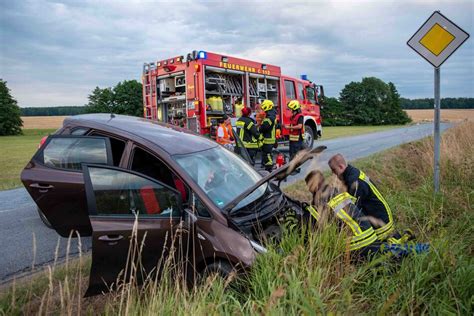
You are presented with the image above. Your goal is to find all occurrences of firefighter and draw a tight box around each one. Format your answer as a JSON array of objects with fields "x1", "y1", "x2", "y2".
[
  {"x1": 303, "y1": 170, "x2": 379, "y2": 258},
  {"x1": 236, "y1": 107, "x2": 260, "y2": 165},
  {"x1": 284, "y1": 100, "x2": 305, "y2": 160},
  {"x1": 259, "y1": 100, "x2": 277, "y2": 172},
  {"x1": 304, "y1": 170, "x2": 428, "y2": 260},
  {"x1": 328, "y1": 154, "x2": 399, "y2": 243},
  {"x1": 216, "y1": 115, "x2": 235, "y2": 150}
]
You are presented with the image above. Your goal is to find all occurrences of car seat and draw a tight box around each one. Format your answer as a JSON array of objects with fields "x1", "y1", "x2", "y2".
[{"x1": 140, "y1": 186, "x2": 161, "y2": 214}]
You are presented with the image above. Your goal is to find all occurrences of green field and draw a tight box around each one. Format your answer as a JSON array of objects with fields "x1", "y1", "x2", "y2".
[
  {"x1": 0, "y1": 125, "x2": 403, "y2": 191},
  {"x1": 1, "y1": 122, "x2": 472, "y2": 314},
  {"x1": 321, "y1": 125, "x2": 403, "y2": 140},
  {"x1": 0, "y1": 129, "x2": 57, "y2": 190}
]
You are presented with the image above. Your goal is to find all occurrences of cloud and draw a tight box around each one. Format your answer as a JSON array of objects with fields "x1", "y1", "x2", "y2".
[{"x1": 0, "y1": 0, "x2": 472, "y2": 106}]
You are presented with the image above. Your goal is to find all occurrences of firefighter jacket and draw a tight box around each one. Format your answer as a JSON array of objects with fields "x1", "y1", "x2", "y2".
[
  {"x1": 289, "y1": 111, "x2": 304, "y2": 142},
  {"x1": 342, "y1": 164, "x2": 394, "y2": 241},
  {"x1": 305, "y1": 192, "x2": 377, "y2": 251},
  {"x1": 236, "y1": 116, "x2": 259, "y2": 149},
  {"x1": 259, "y1": 109, "x2": 277, "y2": 145}
]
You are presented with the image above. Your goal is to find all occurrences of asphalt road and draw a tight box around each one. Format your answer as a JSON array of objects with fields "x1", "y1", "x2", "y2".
[{"x1": 0, "y1": 122, "x2": 452, "y2": 282}]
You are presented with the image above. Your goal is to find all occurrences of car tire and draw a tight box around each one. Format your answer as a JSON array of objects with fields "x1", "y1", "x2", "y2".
[
  {"x1": 37, "y1": 207, "x2": 53, "y2": 229},
  {"x1": 304, "y1": 125, "x2": 315, "y2": 149},
  {"x1": 202, "y1": 261, "x2": 235, "y2": 281}
]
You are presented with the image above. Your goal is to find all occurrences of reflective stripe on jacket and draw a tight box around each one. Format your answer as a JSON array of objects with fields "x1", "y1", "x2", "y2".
[
  {"x1": 328, "y1": 192, "x2": 377, "y2": 251},
  {"x1": 236, "y1": 117, "x2": 259, "y2": 148},
  {"x1": 358, "y1": 171, "x2": 394, "y2": 240},
  {"x1": 259, "y1": 117, "x2": 276, "y2": 145},
  {"x1": 289, "y1": 112, "x2": 304, "y2": 142}
]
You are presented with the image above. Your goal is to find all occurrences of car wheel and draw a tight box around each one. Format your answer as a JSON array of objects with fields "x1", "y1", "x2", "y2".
[
  {"x1": 37, "y1": 207, "x2": 53, "y2": 229},
  {"x1": 304, "y1": 125, "x2": 315, "y2": 148},
  {"x1": 202, "y1": 261, "x2": 235, "y2": 281}
]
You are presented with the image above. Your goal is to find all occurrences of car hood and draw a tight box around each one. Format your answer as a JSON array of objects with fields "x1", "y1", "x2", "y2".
[
  {"x1": 222, "y1": 146, "x2": 327, "y2": 214},
  {"x1": 228, "y1": 183, "x2": 301, "y2": 229}
]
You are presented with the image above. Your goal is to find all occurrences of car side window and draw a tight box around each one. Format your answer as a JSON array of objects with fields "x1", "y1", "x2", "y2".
[
  {"x1": 87, "y1": 166, "x2": 181, "y2": 217},
  {"x1": 130, "y1": 147, "x2": 189, "y2": 204},
  {"x1": 41, "y1": 137, "x2": 110, "y2": 170},
  {"x1": 70, "y1": 127, "x2": 89, "y2": 135},
  {"x1": 89, "y1": 132, "x2": 126, "y2": 166},
  {"x1": 191, "y1": 194, "x2": 211, "y2": 218},
  {"x1": 306, "y1": 86, "x2": 316, "y2": 104},
  {"x1": 285, "y1": 80, "x2": 296, "y2": 99},
  {"x1": 298, "y1": 83, "x2": 305, "y2": 100}
]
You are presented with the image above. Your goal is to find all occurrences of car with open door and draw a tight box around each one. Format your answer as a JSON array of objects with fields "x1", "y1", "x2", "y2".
[{"x1": 21, "y1": 114, "x2": 321, "y2": 295}]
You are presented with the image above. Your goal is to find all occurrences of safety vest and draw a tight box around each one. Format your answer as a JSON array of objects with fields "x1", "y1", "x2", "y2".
[
  {"x1": 261, "y1": 117, "x2": 276, "y2": 145},
  {"x1": 236, "y1": 117, "x2": 259, "y2": 149},
  {"x1": 289, "y1": 113, "x2": 305, "y2": 142},
  {"x1": 216, "y1": 123, "x2": 232, "y2": 145},
  {"x1": 358, "y1": 171, "x2": 394, "y2": 241}
]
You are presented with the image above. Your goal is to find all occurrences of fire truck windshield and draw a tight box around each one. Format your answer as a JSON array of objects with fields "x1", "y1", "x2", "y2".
[{"x1": 174, "y1": 146, "x2": 267, "y2": 210}]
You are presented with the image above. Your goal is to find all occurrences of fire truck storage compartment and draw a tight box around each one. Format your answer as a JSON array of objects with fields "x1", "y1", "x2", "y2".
[
  {"x1": 204, "y1": 66, "x2": 244, "y2": 116},
  {"x1": 249, "y1": 75, "x2": 279, "y2": 110},
  {"x1": 157, "y1": 72, "x2": 186, "y2": 126}
]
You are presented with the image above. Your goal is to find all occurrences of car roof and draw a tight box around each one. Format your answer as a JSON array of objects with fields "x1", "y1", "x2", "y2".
[{"x1": 64, "y1": 114, "x2": 218, "y2": 155}]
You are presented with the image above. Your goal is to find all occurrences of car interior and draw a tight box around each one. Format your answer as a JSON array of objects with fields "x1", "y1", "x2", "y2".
[{"x1": 67, "y1": 127, "x2": 191, "y2": 216}]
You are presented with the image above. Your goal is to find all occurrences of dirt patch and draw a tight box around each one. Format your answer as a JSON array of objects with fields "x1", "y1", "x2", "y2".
[
  {"x1": 405, "y1": 109, "x2": 474, "y2": 123},
  {"x1": 21, "y1": 116, "x2": 68, "y2": 129}
]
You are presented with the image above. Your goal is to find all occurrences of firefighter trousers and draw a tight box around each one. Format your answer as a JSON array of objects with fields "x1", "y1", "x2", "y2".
[
  {"x1": 261, "y1": 144, "x2": 274, "y2": 171},
  {"x1": 246, "y1": 148, "x2": 258, "y2": 165},
  {"x1": 289, "y1": 140, "x2": 303, "y2": 160}
]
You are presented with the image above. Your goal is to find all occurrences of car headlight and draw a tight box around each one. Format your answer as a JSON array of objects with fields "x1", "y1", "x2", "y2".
[{"x1": 249, "y1": 239, "x2": 267, "y2": 254}]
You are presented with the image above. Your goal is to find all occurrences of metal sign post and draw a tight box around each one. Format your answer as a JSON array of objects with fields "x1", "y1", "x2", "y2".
[
  {"x1": 407, "y1": 11, "x2": 469, "y2": 193},
  {"x1": 433, "y1": 67, "x2": 440, "y2": 192}
]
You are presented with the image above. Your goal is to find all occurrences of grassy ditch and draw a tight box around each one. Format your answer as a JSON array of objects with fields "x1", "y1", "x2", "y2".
[{"x1": 1, "y1": 122, "x2": 472, "y2": 314}]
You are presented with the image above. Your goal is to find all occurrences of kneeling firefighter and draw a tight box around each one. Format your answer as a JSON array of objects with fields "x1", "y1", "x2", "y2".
[
  {"x1": 284, "y1": 100, "x2": 305, "y2": 160},
  {"x1": 304, "y1": 170, "x2": 378, "y2": 258},
  {"x1": 236, "y1": 107, "x2": 260, "y2": 165},
  {"x1": 303, "y1": 170, "x2": 429, "y2": 260},
  {"x1": 259, "y1": 100, "x2": 277, "y2": 172}
]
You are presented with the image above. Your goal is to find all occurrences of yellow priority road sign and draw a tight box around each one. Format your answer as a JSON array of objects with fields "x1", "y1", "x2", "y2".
[{"x1": 407, "y1": 11, "x2": 469, "y2": 68}]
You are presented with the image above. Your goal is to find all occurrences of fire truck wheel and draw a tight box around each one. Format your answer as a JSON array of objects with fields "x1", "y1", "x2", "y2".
[{"x1": 304, "y1": 125, "x2": 315, "y2": 149}]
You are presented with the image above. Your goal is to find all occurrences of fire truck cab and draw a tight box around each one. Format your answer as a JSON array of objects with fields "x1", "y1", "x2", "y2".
[{"x1": 142, "y1": 50, "x2": 323, "y2": 148}]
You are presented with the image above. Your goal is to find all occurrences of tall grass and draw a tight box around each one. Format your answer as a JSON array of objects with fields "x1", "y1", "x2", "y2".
[{"x1": 1, "y1": 122, "x2": 473, "y2": 315}]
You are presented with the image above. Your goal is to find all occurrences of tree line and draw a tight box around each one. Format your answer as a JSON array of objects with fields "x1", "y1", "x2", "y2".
[
  {"x1": 400, "y1": 97, "x2": 474, "y2": 109},
  {"x1": 321, "y1": 77, "x2": 411, "y2": 126},
  {"x1": 2, "y1": 76, "x2": 472, "y2": 135},
  {"x1": 21, "y1": 106, "x2": 86, "y2": 116}
]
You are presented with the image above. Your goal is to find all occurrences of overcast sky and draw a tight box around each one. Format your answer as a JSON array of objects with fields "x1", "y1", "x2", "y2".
[{"x1": 1, "y1": 0, "x2": 473, "y2": 107}]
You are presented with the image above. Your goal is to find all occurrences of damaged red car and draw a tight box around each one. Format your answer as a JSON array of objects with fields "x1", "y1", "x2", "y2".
[{"x1": 21, "y1": 114, "x2": 309, "y2": 295}]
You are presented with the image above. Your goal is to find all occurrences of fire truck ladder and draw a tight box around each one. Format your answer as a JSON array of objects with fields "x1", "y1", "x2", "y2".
[{"x1": 142, "y1": 63, "x2": 156, "y2": 120}]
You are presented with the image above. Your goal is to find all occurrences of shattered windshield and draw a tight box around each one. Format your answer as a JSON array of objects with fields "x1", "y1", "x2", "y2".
[{"x1": 174, "y1": 146, "x2": 267, "y2": 210}]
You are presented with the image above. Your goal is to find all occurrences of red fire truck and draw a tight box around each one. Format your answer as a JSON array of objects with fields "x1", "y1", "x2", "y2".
[{"x1": 142, "y1": 50, "x2": 324, "y2": 147}]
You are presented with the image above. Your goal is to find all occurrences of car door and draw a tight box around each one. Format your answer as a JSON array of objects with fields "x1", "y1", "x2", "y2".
[
  {"x1": 21, "y1": 135, "x2": 113, "y2": 237},
  {"x1": 82, "y1": 164, "x2": 186, "y2": 296}
]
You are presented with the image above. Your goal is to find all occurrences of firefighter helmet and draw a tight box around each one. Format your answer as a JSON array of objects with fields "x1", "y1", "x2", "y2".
[
  {"x1": 261, "y1": 99, "x2": 274, "y2": 112},
  {"x1": 287, "y1": 100, "x2": 301, "y2": 111}
]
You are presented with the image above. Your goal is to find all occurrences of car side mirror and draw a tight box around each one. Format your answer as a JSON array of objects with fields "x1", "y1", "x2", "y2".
[{"x1": 183, "y1": 208, "x2": 197, "y2": 226}]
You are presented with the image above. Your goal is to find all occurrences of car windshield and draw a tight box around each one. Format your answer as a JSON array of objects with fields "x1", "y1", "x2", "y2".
[{"x1": 174, "y1": 146, "x2": 267, "y2": 210}]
